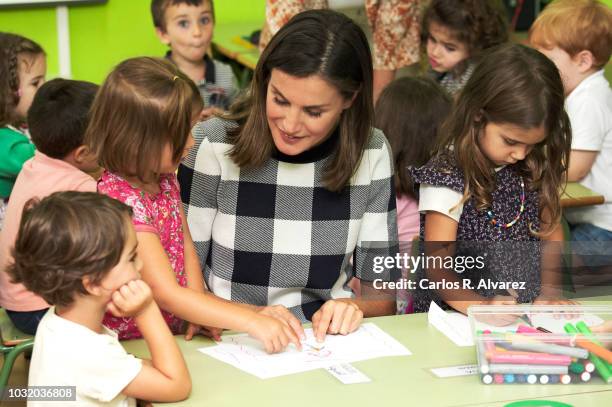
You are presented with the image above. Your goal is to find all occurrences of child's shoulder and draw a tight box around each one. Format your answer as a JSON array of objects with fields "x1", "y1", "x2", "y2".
[
  {"x1": 0, "y1": 126, "x2": 31, "y2": 144},
  {"x1": 410, "y1": 153, "x2": 464, "y2": 193}
]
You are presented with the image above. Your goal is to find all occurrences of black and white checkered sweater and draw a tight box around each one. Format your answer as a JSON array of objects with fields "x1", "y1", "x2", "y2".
[{"x1": 178, "y1": 117, "x2": 398, "y2": 321}]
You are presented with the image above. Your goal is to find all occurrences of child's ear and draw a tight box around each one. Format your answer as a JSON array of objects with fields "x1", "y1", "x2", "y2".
[
  {"x1": 71, "y1": 145, "x2": 90, "y2": 165},
  {"x1": 82, "y1": 275, "x2": 103, "y2": 297},
  {"x1": 155, "y1": 27, "x2": 171, "y2": 46},
  {"x1": 574, "y1": 50, "x2": 595, "y2": 73}
]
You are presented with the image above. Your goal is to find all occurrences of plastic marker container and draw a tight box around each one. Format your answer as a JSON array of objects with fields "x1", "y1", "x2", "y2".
[{"x1": 468, "y1": 304, "x2": 612, "y2": 385}]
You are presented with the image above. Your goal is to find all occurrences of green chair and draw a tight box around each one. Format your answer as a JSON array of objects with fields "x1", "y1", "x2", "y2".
[{"x1": 0, "y1": 308, "x2": 34, "y2": 387}]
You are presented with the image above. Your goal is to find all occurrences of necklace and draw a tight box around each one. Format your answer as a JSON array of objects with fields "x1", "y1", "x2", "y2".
[{"x1": 486, "y1": 176, "x2": 525, "y2": 228}]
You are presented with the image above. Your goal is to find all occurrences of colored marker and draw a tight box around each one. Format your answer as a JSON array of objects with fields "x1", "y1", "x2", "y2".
[
  {"x1": 488, "y1": 364, "x2": 568, "y2": 375},
  {"x1": 483, "y1": 330, "x2": 496, "y2": 353},
  {"x1": 517, "y1": 325, "x2": 539, "y2": 334},
  {"x1": 565, "y1": 323, "x2": 612, "y2": 384},
  {"x1": 494, "y1": 374, "x2": 504, "y2": 384},
  {"x1": 488, "y1": 351, "x2": 571, "y2": 366},
  {"x1": 583, "y1": 361, "x2": 595, "y2": 373},
  {"x1": 539, "y1": 374, "x2": 550, "y2": 384},
  {"x1": 508, "y1": 338, "x2": 588, "y2": 359},
  {"x1": 575, "y1": 321, "x2": 612, "y2": 363},
  {"x1": 527, "y1": 374, "x2": 538, "y2": 384},
  {"x1": 537, "y1": 327, "x2": 552, "y2": 333},
  {"x1": 560, "y1": 374, "x2": 571, "y2": 384},
  {"x1": 516, "y1": 374, "x2": 527, "y2": 383},
  {"x1": 549, "y1": 374, "x2": 559, "y2": 384},
  {"x1": 504, "y1": 374, "x2": 515, "y2": 383},
  {"x1": 477, "y1": 338, "x2": 490, "y2": 374},
  {"x1": 482, "y1": 374, "x2": 493, "y2": 384},
  {"x1": 580, "y1": 371, "x2": 591, "y2": 382},
  {"x1": 510, "y1": 332, "x2": 572, "y2": 346},
  {"x1": 569, "y1": 361, "x2": 585, "y2": 374}
]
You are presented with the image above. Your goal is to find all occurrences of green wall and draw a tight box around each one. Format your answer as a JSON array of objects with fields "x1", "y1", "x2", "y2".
[{"x1": 0, "y1": 0, "x2": 265, "y2": 84}]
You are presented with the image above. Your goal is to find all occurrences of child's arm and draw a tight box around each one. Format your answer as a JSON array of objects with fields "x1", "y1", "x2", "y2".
[
  {"x1": 136, "y1": 231, "x2": 301, "y2": 353},
  {"x1": 424, "y1": 211, "x2": 518, "y2": 323},
  {"x1": 107, "y1": 280, "x2": 191, "y2": 402},
  {"x1": 567, "y1": 150, "x2": 598, "y2": 182}
]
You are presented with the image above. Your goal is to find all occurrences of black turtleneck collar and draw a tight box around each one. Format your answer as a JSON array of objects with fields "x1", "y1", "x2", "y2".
[{"x1": 272, "y1": 126, "x2": 340, "y2": 164}]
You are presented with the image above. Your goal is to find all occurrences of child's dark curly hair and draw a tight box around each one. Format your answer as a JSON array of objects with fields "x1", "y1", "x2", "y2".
[
  {"x1": 421, "y1": 0, "x2": 509, "y2": 59},
  {"x1": 0, "y1": 32, "x2": 44, "y2": 126},
  {"x1": 7, "y1": 191, "x2": 133, "y2": 307}
]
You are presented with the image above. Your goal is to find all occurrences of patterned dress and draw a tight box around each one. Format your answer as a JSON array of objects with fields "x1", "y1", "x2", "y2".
[
  {"x1": 410, "y1": 155, "x2": 542, "y2": 312},
  {"x1": 98, "y1": 171, "x2": 187, "y2": 339},
  {"x1": 259, "y1": 0, "x2": 422, "y2": 70}
]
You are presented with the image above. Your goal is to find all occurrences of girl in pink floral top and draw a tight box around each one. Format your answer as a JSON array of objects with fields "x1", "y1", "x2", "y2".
[
  {"x1": 84, "y1": 57, "x2": 304, "y2": 352},
  {"x1": 97, "y1": 172, "x2": 186, "y2": 338}
]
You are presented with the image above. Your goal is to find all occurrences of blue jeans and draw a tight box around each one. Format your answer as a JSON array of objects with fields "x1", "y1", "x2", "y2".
[
  {"x1": 6, "y1": 308, "x2": 48, "y2": 335},
  {"x1": 570, "y1": 223, "x2": 612, "y2": 269}
]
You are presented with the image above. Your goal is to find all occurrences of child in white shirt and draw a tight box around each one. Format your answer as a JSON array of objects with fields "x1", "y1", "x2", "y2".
[{"x1": 7, "y1": 191, "x2": 191, "y2": 406}]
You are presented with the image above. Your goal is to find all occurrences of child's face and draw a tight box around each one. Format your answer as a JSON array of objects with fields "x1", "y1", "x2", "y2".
[
  {"x1": 266, "y1": 69, "x2": 354, "y2": 156},
  {"x1": 156, "y1": 1, "x2": 213, "y2": 66},
  {"x1": 14, "y1": 53, "x2": 46, "y2": 121},
  {"x1": 97, "y1": 219, "x2": 142, "y2": 299},
  {"x1": 159, "y1": 132, "x2": 196, "y2": 173},
  {"x1": 478, "y1": 122, "x2": 546, "y2": 167},
  {"x1": 426, "y1": 22, "x2": 469, "y2": 73},
  {"x1": 535, "y1": 46, "x2": 582, "y2": 95}
]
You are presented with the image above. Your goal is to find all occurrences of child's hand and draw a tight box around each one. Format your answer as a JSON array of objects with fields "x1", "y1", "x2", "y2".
[
  {"x1": 106, "y1": 280, "x2": 153, "y2": 318},
  {"x1": 475, "y1": 296, "x2": 520, "y2": 326},
  {"x1": 311, "y1": 300, "x2": 363, "y2": 342},
  {"x1": 258, "y1": 305, "x2": 305, "y2": 341},
  {"x1": 245, "y1": 314, "x2": 302, "y2": 353},
  {"x1": 590, "y1": 321, "x2": 612, "y2": 334},
  {"x1": 184, "y1": 323, "x2": 223, "y2": 341}
]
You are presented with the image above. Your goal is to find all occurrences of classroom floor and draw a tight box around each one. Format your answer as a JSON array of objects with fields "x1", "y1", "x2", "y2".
[{"x1": 2, "y1": 354, "x2": 29, "y2": 406}]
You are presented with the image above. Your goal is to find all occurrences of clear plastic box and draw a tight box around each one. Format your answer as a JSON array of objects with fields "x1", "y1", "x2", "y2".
[{"x1": 467, "y1": 305, "x2": 612, "y2": 385}]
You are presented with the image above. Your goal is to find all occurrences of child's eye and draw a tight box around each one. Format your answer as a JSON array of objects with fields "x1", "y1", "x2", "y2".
[
  {"x1": 427, "y1": 35, "x2": 436, "y2": 44},
  {"x1": 178, "y1": 20, "x2": 189, "y2": 28},
  {"x1": 273, "y1": 96, "x2": 289, "y2": 106},
  {"x1": 444, "y1": 45, "x2": 456, "y2": 52},
  {"x1": 200, "y1": 16, "x2": 211, "y2": 25},
  {"x1": 504, "y1": 138, "x2": 517, "y2": 146},
  {"x1": 305, "y1": 109, "x2": 322, "y2": 118}
]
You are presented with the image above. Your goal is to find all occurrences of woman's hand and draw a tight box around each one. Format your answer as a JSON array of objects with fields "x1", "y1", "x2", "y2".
[{"x1": 311, "y1": 299, "x2": 363, "y2": 342}]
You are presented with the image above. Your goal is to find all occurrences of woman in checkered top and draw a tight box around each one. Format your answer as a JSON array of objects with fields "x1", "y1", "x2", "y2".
[{"x1": 179, "y1": 10, "x2": 399, "y2": 342}]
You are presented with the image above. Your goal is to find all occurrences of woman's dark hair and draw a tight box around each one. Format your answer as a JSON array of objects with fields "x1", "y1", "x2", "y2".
[
  {"x1": 225, "y1": 9, "x2": 373, "y2": 192},
  {"x1": 434, "y1": 43, "x2": 572, "y2": 235},
  {"x1": 8, "y1": 191, "x2": 133, "y2": 307},
  {"x1": 375, "y1": 77, "x2": 451, "y2": 199},
  {"x1": 0, "y1": 32, "x2": 45, "y2": 126}
]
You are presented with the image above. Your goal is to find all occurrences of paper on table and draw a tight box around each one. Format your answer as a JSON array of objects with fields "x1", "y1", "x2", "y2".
[
  {"x1": 198, "y1": 323, "x2": 411, "y2": 379},
  {"x1": 428, "y1": 301, "x2": 474, "y2": 346}
]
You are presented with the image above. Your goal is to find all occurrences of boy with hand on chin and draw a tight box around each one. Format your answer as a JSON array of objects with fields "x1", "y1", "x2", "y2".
[{"x1": 9, "y1": 192, "x2": 191, "y2": 406}]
